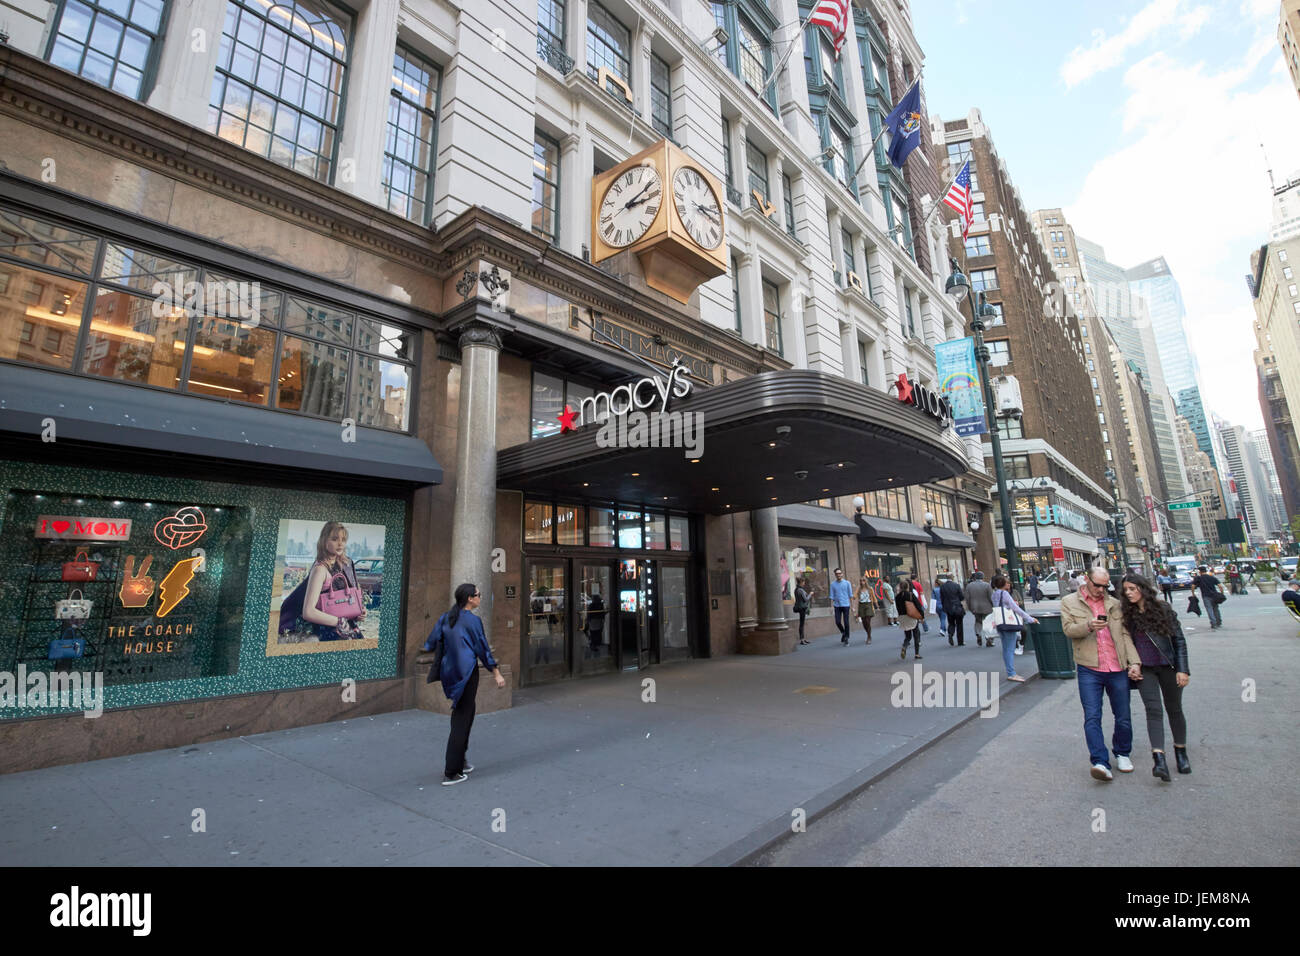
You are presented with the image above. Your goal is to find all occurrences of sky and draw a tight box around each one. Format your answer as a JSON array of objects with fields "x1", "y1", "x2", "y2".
[{"x1": 912, "y1": 0, "x2": 1300, "y2": 433}]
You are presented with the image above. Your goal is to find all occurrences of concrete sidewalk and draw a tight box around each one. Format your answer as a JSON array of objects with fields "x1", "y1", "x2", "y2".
[{"x1": 1, "y1": 620, "x2": 1037, "y2": 867}]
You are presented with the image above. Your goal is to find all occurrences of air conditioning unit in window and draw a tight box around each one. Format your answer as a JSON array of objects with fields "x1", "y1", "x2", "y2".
[{"x1": 994, "y1": 374, "x2": 1023, "y2": 419}]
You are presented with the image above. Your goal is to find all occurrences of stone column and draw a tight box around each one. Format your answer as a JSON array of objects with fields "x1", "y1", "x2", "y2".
[
  {"x1": 449, "y1": 320, "x2": 502, "y2": 608},
  {"x1": 733, "y1": 116, "x2": 749, "y2": 199},
  {"x1": 146, "y1": 0, "x2": 228, "y2": 127},
  {"x1": 333, "y1": 0, "x2": 400, "y2": 207},
  {"x1": 559, "y1": 132, "x2": 585, "y2": 257},
  {"x1": 739, "y1": 507, "x2": 793, "y2": 654},
  {"x1": 635, "y1": 23, "x2": 655, "y2": 124},
  {"x1": 738, "y1": 250, "x2": 764, "y2": 348}
]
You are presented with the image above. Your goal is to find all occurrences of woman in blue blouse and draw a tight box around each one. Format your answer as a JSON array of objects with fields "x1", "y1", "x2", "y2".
[{"x1": 429, "y1": 583, "x2": 505, "y2": 786}]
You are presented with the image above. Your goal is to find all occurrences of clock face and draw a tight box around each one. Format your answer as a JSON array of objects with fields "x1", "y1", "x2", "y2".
[
  {"x1": 672, "y1": 166, "x2": 723, "y2": 250},
  {"x1": 597, "y1": 164, "x2": 663, "y2": 248}
]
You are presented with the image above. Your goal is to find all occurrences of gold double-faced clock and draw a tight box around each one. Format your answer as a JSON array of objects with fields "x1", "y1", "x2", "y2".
[{"x1": 590, "y1": 139, "x2": 727, "y2": 304}]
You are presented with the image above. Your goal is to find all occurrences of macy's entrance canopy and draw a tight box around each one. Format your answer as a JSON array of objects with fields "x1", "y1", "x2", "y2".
[{"x1": 497, "y1": 370, "x2": 969, "y2": 513}]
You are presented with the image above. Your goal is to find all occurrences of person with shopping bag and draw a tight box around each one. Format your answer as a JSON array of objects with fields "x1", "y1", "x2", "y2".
[{"x1": 985, "y1": 574, "x2": 1036, "y2": 682}]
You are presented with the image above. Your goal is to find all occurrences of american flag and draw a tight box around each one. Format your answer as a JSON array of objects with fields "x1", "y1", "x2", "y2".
[
  {"x1": 943, "y1": 160, "x2": 974, "y2": 240},
  {"x1": 808, "y1": 0, "x2": 851, "y2": 56}
]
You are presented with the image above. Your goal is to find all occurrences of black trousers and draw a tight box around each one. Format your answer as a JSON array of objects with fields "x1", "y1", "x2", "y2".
[
  {"x1": 834, "y1": 606, "x2": 851, "y2": 642},
  {"x1": 947, "y1": 610, "x2": 965, "y2": 644},
  {"x1": 1161, "y1": 585, "x2": 1173, "y2": 602},
  {"x1": 797, "y1": 610, "x2": 807, "y2": 640},
  {"x1": 1136, "y1": 664, "x2": 1187, "y2": 752},
  {"x1": 444, "y1": 666, "x2": 479, "y2": 777}
]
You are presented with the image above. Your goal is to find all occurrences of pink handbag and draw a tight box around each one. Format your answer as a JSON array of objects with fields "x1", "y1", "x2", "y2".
[{"x1": 316, "y1": 563, "x2": 364, "y2": 620}]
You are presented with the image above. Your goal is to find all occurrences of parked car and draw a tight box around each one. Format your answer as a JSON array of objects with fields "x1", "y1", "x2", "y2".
[
  {"x1": 1038, "y1": 570, "x2": 1061, "y2": 598},
  {"x1": 1280, "y1": 556, "x2": 1298, "y2": 579},
  {"x1": 352, "y1": 558, "x2": 383, "y2": 606},
  {"x1": 1171, "y1": 571, "x2": 1194, "y2": 590}
]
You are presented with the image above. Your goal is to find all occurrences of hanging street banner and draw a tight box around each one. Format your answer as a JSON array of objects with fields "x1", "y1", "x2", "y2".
[{"x1": 934, "y1": 337, "x2": 987, "y2": 437}]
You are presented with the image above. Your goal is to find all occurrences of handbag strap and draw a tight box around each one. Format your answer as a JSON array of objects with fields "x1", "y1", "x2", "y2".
[
  {"x1": 74, "y1": 549, "x2": 90, "y2": 563},
  {"x1": 68, "y1": 589, "x2": 83, "y2": 601}
]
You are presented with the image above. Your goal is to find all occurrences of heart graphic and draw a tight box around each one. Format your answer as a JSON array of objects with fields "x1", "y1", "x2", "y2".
[
  {"x1": 153, "y1": 507, "x2": 208, "y2": 550},
  {"x1": 52, "y1": 520, "x2": 70, "y2": 534}
]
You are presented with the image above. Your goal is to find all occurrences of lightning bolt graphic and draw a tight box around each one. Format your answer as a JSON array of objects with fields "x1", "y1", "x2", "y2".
[{"x1": 157, "y1": 557, "x2": 201, "y2": 619}]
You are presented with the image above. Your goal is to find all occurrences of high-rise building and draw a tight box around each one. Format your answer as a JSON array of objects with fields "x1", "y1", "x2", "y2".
[
  {"x1": 1282, "y1": 0, "x2": 1300, "y2": 104},
  {"x1": 1249, "y1": 233, "x2": 1300, "y2": 521},
  {"x1": 1175, "y1": 415, "x2": 1225, "y2": 549},
  {"x1": 932, "y1": 112, "x2": 1112, "y2": 569},
  {"x1": 1270, "y1": 170, "x2": 1300, "y2": 242},
  {"x1": 1251, "y1": 428, "x2": 1288, "y2": 534},
  {"x1": 1078, "y1": 238, "x2": 1201, "y2": 549},
  {"x1": 1218, "y1": 420, "x2": 1277, "y2": 544},
  {"x1": 1033, "y1": 208, "x2": 1164, "y2": 564}
]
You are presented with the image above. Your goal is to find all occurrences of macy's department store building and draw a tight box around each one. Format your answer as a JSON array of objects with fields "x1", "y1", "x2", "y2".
[{"x1": 0, "y1": 52, "x2": 985, "y2": 773}]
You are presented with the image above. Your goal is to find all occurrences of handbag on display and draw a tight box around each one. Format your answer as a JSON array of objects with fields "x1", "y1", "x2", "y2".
[
  {"x1": 316, "y1": 563, "x2": 364, "y2": 620},
  {"x1": 47, "y1": 627, "x2": 86, "y2": 660},
  {"x1": 61, "y1": 550, "x2": 99, "y2": 582},
  {"x1": 54, "y1": 589, "x2": 93, "y2": 620}
]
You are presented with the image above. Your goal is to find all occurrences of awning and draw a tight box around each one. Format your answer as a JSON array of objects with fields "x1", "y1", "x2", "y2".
[
  {"x1": 777, "y1": 504, "x2": 858, "y2": 535},
  {"x1": 0, "y1": 364, "x2": 442, "y2": 486},
  {"x1": 496, "y1": 369, "x2": 969, "y2": 514},
  {"x1": 928, "y1": 527, "x2": 977, "y2": 548},
  {"x1": 853, "y1": 512, "x2": 933, "y2": 543}
]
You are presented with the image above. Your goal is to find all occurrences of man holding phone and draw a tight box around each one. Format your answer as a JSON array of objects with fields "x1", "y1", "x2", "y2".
[{"x1": 1060, "y1": 567, "x2": 1142, "y2": 781}]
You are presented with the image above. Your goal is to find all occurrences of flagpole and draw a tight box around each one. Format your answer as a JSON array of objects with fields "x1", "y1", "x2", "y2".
[
  {"x1": 760, "y1": 13, "x2": 818, "y2": 99},
  {"x1": 850, "y1": 73, "x2": 922, "y2": 183},
  {"x1": 922, "y1": 159, "x2": 967, "y2": 234}
]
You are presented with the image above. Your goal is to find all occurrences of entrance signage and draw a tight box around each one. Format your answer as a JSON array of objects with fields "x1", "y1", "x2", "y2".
[
  {"x1": 893, "y1": 372, "x2": 953, "y2": 427},
  {"x1": 569, "y1": 359, "x2": 694, "y2": 429},
  {"x1": 590, "y1": 315, "x2": 712, "y2": 381}
]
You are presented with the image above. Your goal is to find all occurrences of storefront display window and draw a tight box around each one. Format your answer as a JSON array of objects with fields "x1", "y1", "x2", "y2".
[
  {"x1": 524, "y1": 500, "x2": 554, "y2": 543},
  {"x1": 860, "y1": 546, "x2": 915, "y2": 595},
  {"x1": 644, "y1": 510, "x2": 667, "y2": 550},
  {"x1": 0, "y1": 462, "x2": 406, "y2": 717},
  {"x1": 861, "y1": 486, "x2": 910, "y2": 522},
  {"x1": 669, "y1": 515, "x2": 690, "y2": 551},
  {"x1": 930, "y1": 549, "x2": 967, "y2": 584},
  {"x1": 617, "y1": 508, "x2": 642, "y2": 549},
  {"x1": 0, "y1": 264, "x2": 87, "y2": 370},
  {"x1": 555, "y1": 503, "x2": 585, "y2": 545},
  {"x1": 82, "y1": 287, "x2": 186, "y2": 387},
  {"x1": 589, "y1": 506, "x2": 616, "y2": 547},
  {"x1": 779, "y1": 535, "x2": 834, "y2": 608}
]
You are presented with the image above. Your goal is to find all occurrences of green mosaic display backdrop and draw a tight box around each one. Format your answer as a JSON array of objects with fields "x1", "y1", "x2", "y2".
[{"x1": 0, "y1": 460, "x2": 406, "y2": 718}]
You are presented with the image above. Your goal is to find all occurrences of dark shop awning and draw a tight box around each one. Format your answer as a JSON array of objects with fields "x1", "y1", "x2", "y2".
[
  {"x1": 853, "y1": 512, "x2": 934, "y2": 543},
  {"x1": 927, "y1": 527, "x2": 977, "y2": 548},
  {"x1": 777, "y1": 503, "x2": 859, "y2": 535},
  {"x1": 0, "y1": 365, "x2": 442, "y2": 486},
  {"x1": 497, "y1": 369, "x2": 969, "y2": 514}
]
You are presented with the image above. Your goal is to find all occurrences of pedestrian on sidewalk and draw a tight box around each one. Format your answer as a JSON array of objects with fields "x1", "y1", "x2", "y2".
[
  {"x1": 794, "y1": 577, "x2": 813, "y2": 645},
  {"x1": 857, "y1": 574, "x2": 877, "y2": 644},
  {"x1": 940, "y1": 575, "x2": 966, "y2": 646},
  {"x1": 931, "y1": 579, "x2": 948, "y2": 636},
  {"x1": 897, "y1": 577, "x2": 925, "y2": 660},
  {"x1": 1061, "y1": 567, "x2": 1142, "y2": 782},
  {"x1": 1192, "y1": 566, "x2": 1225, "y2": 630},
  {"x1": 433, "y1": 583, "x2": 506, "y2": 786},
  {"x1": 1119, "y1": 573, "x2": 1191, "y2": 781},
  {"x1": 989, "y1": 574, "x2": 1036, "y2": 681},
  {"x1": 878, "y1": 576, "x2": 898, "y2": 626},
  {"x1": 1026, "y1": 570, "x2": 1041, "y2": 604},
  {"x1": 1282, "y1": 578, "x2": 1300, "y2": 615},
  {"x1": 1156, "y1": 570, "x2": 1174, "y2": 603},
  {"x1": 831, "y1": 568, "x2": 853, "y2": 645},
  {"x1": 909, "y1": 572, "x2": 930, "y2": 633},
  {"x1": 965, "y1": 570, "x2": 994, "y2": 646}
]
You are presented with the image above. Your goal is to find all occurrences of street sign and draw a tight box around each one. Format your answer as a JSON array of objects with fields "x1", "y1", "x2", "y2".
[
  {"x1": 1195, "y1": 540, "x2": 1210, "y2": 545},
  {"x1": 1098, "y1": 537, "x2": 1115, "y2": 544},
  {"x1": 1051, "y1": 537, "x2": 1064, "y2": 561},
  {"x1": 1168, "y1": 501, "x2": 1202, "y2": 510}
]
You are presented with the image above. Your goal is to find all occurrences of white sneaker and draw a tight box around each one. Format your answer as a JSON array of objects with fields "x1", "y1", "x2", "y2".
[
  {"x1": 1090, "y1": 763, "x2": 1114, "y2": 781},
  {"x1": 1115, "y1": 755, "x2": 1134, "y2": 773},
  {"x1": 1014, "y1": 645, "x2": 1024, "y2": 655}
]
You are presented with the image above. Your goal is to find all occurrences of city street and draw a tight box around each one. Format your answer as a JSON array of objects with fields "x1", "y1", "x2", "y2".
[{"x1": 757, "y1": 589, "x2": 1299, "y2": 866}]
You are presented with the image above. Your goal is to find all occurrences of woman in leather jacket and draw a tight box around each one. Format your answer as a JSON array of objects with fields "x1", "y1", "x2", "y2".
[{"x1": 1119, "y1": 573, "x2": 1191, "y2": 781}]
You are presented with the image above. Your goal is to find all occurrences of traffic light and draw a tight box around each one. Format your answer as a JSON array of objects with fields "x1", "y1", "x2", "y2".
[
  {"x1": 1115, "y1": 515, "x2": 1127, "y2": 539},
  {"x1": 1209, "y1": 494, "x2": 1221, "y2": 510},
  {"x1": 1106, "y1": 519, "x2": 1117, "y2": 540}
]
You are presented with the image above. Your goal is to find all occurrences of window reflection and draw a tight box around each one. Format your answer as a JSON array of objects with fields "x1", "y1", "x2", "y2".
[{"x1": 81, "y1": 288, "x2": 186, "y2": 388}]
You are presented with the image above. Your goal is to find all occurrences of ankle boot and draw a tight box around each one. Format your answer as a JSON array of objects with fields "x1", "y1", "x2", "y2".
[
  {"x1": 1152, "y1": 751, "x2": 1170, "y2": 782},
  {"x1": 1174, "y1": 746, "x2": 1191, "y2": 774}
]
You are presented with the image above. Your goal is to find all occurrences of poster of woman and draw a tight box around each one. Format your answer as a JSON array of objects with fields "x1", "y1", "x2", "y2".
[{"x1": 266, "y1": 518, "x2": 384, "y2": 655}]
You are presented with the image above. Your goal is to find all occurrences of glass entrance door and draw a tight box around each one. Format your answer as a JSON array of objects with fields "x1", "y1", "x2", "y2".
[
  {"x1": 525, "y1": 560, "x2": 567, "y2": 683},
  {"x1": 658, "y1": 564, "x2": 690, "y2": 661},
  {"x1": 617, "y1": 559, "x2": 653, "y2": 669},
  {"x1": 577, "y1": 562, "x2": 614, "y2": 675}
]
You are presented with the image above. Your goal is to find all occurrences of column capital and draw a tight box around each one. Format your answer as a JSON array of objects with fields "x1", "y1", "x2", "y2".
[
  {"x1": 560, "y1": 132, "x2": 582, "y2": 154},
  {"x1": 773, "y1": 154, "x2": 785, "y2": 176},
  {"x1": 453, "y1": 318, "x2": 505, "y2": 352}
]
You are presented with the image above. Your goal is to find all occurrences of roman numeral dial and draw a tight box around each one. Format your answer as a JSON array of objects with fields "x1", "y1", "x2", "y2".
[
  {"x1": 597, "y1": 164, "x2": 663, "y2": 249},
  {"x1": 672, "y1": 166, "x2": 724, "y2": 250}
]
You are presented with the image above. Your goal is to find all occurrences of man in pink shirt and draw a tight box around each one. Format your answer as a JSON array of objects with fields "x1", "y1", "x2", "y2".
[{"x1": 1061, "y1": 567, "x2": 1142, "y2": 781}]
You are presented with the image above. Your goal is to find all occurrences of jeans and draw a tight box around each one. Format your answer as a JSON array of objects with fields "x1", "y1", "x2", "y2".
[
  {"x1": 1203, "y1": 593, "x2": 1222, "y2": 627},
  {"x1": 834, "y1": 606, "x2": 851, "y2": 642},
  {"x1": 998, "y1": 624, "x2": 1022, "y2": 676},
  {"x1": 1161, "y1": 586, "x2": 1173, "y2": 602},
  {"x1": 1136, "y1": 664, "x2": 1187, "y2": 751},
  {"x1": 936, "y1": 606, "x2": 948, "y2": 634},
  {"x1": 444, "y1": 665, "x2": 479, "y2": 777},
  {"x1": 1076, "y1": 664, "x2": 1132, "y2": 769}
]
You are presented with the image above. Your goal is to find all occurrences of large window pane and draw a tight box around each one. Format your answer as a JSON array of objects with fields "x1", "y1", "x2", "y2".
[
  {"x1": 644, "y1": 510, "x2": 667, "y2": 550},
  {"x1": 617, "y1": 508, "x2": 642, "y2": 549},
  {"x1": 586, "y1": 2, "x2": 630, "y2": 84},
  {"x1": 669, "y1": 514, "x2": 691, "y2": 552},
  {"x1": 532, "y1": 133, "x2": 560, "y2": 242},
  {"x1": 209, "y1": 0, "x2": 351, "y2": 181},
  {"x1": 589, "y1": 506, "x2": 615, "y2": 546},
  {"x1": 531, "y1": 370, "x2": 564, "y2": 438},
  {"x1": 0, "y1": 265, "x2": 86, "y2": 369},
  {"x1": 81, "y1": 288, "x2": 185, "y2": 388},
  {"x1": 274, "y1": 333, "x2": 347, "y2": 417},
  {"x1": 283, "y1": 295, "x2": 352, "y2": 345},
  {"x1": 350, "y1": 353, "x2": 408, "y2": 430},
  {"x1": 384, "y1": 46, "x2": 440, "y2": 224},
  {"x1": 47, "y1": 0, "x2": 167, "y2": 100},
  {"x1": 556, "y1": 503, "x2": 586, "y2": 545},
  {"x1": 0, "y1": 208, "x2": 98, "y2": 276},
  {"x1": 188, "y1": 315, "x2": 275, "y2": 404},
  {"x1": 524, "y1": 500, "x2": 554, "y2": 544},
  {"x1": 98, "y1": 242, "x2": 198, "y2": 294},
  {"x1": 526, "y1": 561, "x2": 566, "y2": 676}
]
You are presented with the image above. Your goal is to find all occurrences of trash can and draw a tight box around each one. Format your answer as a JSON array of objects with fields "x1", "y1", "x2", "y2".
[{"x1": 1028, "y1": 611, "x2": 1076, "y2": 679}]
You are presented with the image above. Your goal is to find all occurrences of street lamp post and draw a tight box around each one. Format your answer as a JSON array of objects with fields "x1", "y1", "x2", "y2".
[
  {"x1": 1010, "y1": 477, "x2": 1049, "y2": 567},
  {"x1": 1104, "y1": 467, "x2": 1129, "y2": 574},
  {"x1": 945, "y1": 258, "x2": 1021, "y2": 601}
]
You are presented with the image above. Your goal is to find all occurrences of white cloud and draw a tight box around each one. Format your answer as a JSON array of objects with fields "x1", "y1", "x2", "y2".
[
  {"x1": 1060, "y1": 0, "x2": 1213, "y2": 88},
  {"x1": 1064, "y1": 33, "x2": 1300, "y2": 432}
]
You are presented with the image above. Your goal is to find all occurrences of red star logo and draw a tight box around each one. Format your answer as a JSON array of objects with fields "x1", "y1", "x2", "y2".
[
  {"x1": 895, "y1": 373, "x2": 914, "y2": 405},
  {"x1": 557, "y1": 404, "x2": 578, "y2": 432}
]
